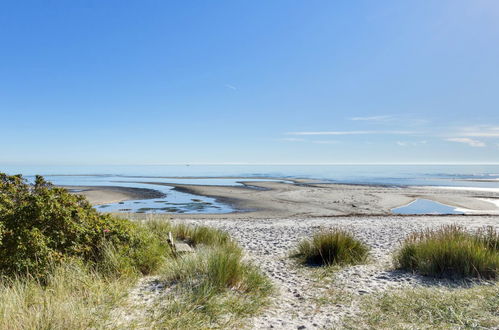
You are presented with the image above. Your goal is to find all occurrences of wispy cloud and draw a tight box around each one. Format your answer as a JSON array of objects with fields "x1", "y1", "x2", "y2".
[
  {"x1": 396, "y1": 140, "x2": 428, "y2": 147},
  {"x1": 446, "y1": 137, "x2": 486, "y2": 147},
  {"x1": 225, "y1": 84, "x2": 237, "y2": 90},
  {"x1": 288, "y1": 130, "x2": 417, "y2": 136},
  {"x1": 349, "y1": 114, "x2": 428, "y2": 126},
  {"x1": 279, "y1": 137, "x2": 306, "y2": 142},
  {"x1": 278, "y1": 138, "x2": 339, "y2": 144},
  {"x1": 312, "y1": 140, "x2": 340, "y2": 144},
  {"x1": 349, "y1": 115, "x2": 394, "y2": 122},
  {"x1": 455, "y1": 125, "x2": 499, "y2": 137}
]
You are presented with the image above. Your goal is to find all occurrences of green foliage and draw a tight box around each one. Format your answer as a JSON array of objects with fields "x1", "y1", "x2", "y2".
[
  {"x1": 0, "y1": 214, "x2": 271, "y2": 329},
  {"x1": 0, "y1": 173, "x2": 168, "y2": 278},
  {"x1": 394, "y1": 225, "x2": 499, "y2": 279},
  {"x1": 291, "y1": 228, "x2": 369, "y2": 266}
]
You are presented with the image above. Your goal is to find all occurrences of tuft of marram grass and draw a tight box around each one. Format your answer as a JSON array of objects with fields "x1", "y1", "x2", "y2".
[
  {"x1": 156, "y1": 243, "x2": 271, "y2": 329},
  {"x1": 394, "y1": 225, "x2": 499, "y2": 279},
  {"x1": 292, "y1": 228, "x2": 369, "y2": 266}
]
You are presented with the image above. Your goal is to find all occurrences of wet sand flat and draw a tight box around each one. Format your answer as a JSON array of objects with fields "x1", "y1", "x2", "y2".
[
  {"x1": 159, "y1": 180, "x2": 499, "y2": 218},
  {"x1": 66, "y1": 179, "x2": 499, "y2": 217},
  {"x1": 62, "y1": 185, "x2": 165, "y2": 205}
]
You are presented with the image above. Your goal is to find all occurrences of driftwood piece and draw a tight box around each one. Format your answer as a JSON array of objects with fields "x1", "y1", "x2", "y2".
[
  {"x1": 175, "y1": 242, "x2": 194, "y2": 253},
  {"x1": 167, "y1": 232, "x2": 194, "y2": 258},
  {"x1": 167, "y1": 232, "x2": 177, "y2": 258}
]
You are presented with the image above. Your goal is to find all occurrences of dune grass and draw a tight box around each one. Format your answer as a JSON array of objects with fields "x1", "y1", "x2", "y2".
[
  {"x1": 343, "y1": 284, "x2": 499, "y2": 329},
  {"x1": 394, "y1": 225, "x2": 499, "y2": 279},
  {"x1": 291, "y1": 228, "x2": 369, "y2": 266},
  {"x1": 0, "y1": 216, "x2": 271, "y2": 329},
  {"x1": 155, "y1": 243, "x2": 271, "y2": 329},
  {"x1": 141, "y1": 218, "x2": 232, "y2": 247},
  {"x1": 129, "y1": 217, "x2": 271, "y2": 329},
  {"x1": 118, "y1": 217, "x2": 271, "y2": 328},
  {"x1": 0, "y1": 259, "x2": 133, "y2": 329}
]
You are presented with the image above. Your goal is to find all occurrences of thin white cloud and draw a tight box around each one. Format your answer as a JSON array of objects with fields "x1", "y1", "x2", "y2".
[
  {"x1": 349, "y1": 115, "x2": 394, "y2": 121},
  {"x1": 225, "y1": 84, "x2": 237, "y2": 90},
  {"x1": 288, "y1": 130, "x2": 417, "y2": 136},
  {"x1": 279, "y1": 137, "x2": 306, "y2": 142},
  {"x1": 457, "y1": 125, "x2": 499, "y2": 137},
  {"x1": 462, "y1": 132, "x2": 499, "y2": 137},
  {"x1": 349, "y1": 115, "x2": 429, "y2": 126},
  {"x1": 446, "y1": 138, "x2": 486, "y2": 147},
  {"x1": 396, "y1": 140, "x2": 428, "y2": 147},
  {"x1": 312, "y1": 140, "x2": 340, "y2": 144}
]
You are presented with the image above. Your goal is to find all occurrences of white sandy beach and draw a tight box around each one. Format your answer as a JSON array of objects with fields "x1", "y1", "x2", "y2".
[{"x1": 120, "y1": 215, "x2": 498, "y2": 329}]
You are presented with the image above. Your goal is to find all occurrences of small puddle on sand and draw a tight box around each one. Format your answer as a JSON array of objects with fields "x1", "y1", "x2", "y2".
[{"x1": 392, "y1": 199, "x2": 464, "y2": 215}]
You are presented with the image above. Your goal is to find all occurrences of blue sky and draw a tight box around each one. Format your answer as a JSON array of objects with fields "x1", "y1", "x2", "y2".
[{"x1": 1, "y1": 0, "x2": 499, "y2": 165}]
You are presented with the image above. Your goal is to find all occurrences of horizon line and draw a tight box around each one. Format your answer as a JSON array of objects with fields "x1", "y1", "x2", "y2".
[{"x1": 3, "y1": 162, "x2": 499, "y2": 166}]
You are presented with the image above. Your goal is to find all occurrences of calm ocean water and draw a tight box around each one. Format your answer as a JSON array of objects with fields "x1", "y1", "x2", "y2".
[
  {"x1": 3, "y1": 164, "x2": 499, "y2": 187},
  {"x1": 2, "y1": 165, "x2": 499, "y2": 214}
]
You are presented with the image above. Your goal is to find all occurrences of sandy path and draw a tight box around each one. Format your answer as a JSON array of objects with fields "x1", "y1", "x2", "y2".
[{"x1": 183, "y1": 215, "x2": 499, "y2": 329}]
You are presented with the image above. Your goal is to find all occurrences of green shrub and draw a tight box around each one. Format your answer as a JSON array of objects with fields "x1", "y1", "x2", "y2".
[
  {"x1": 0, "y1": 173, "x2": 167, "y2": 278},
  {"x1": 394, "y1": 225, "x2": 499, "y2": 279},
  {"x1": 291, "y1": 228, "x2": 369, "y2": 266}
]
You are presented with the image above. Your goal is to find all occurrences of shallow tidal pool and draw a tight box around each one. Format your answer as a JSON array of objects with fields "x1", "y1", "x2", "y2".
[{"x1": 392, "y1": 199, "x2": 464, "y2": 215}]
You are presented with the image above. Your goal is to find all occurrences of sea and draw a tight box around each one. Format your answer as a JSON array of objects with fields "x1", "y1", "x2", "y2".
[{"x1": 2, "y1": 165, "x2": 499, "y2": 214}]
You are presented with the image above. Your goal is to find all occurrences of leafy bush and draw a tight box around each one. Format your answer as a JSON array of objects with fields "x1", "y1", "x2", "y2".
[
  {"x1": 291, "y1": 228, "x2": 369, "y2": 266},
  {"x1": 394, "y1": 225, "x2": 499, "y2": 279},
  {"x1": 0, "y1": 173, "x2": 168, "y2": 278}
]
